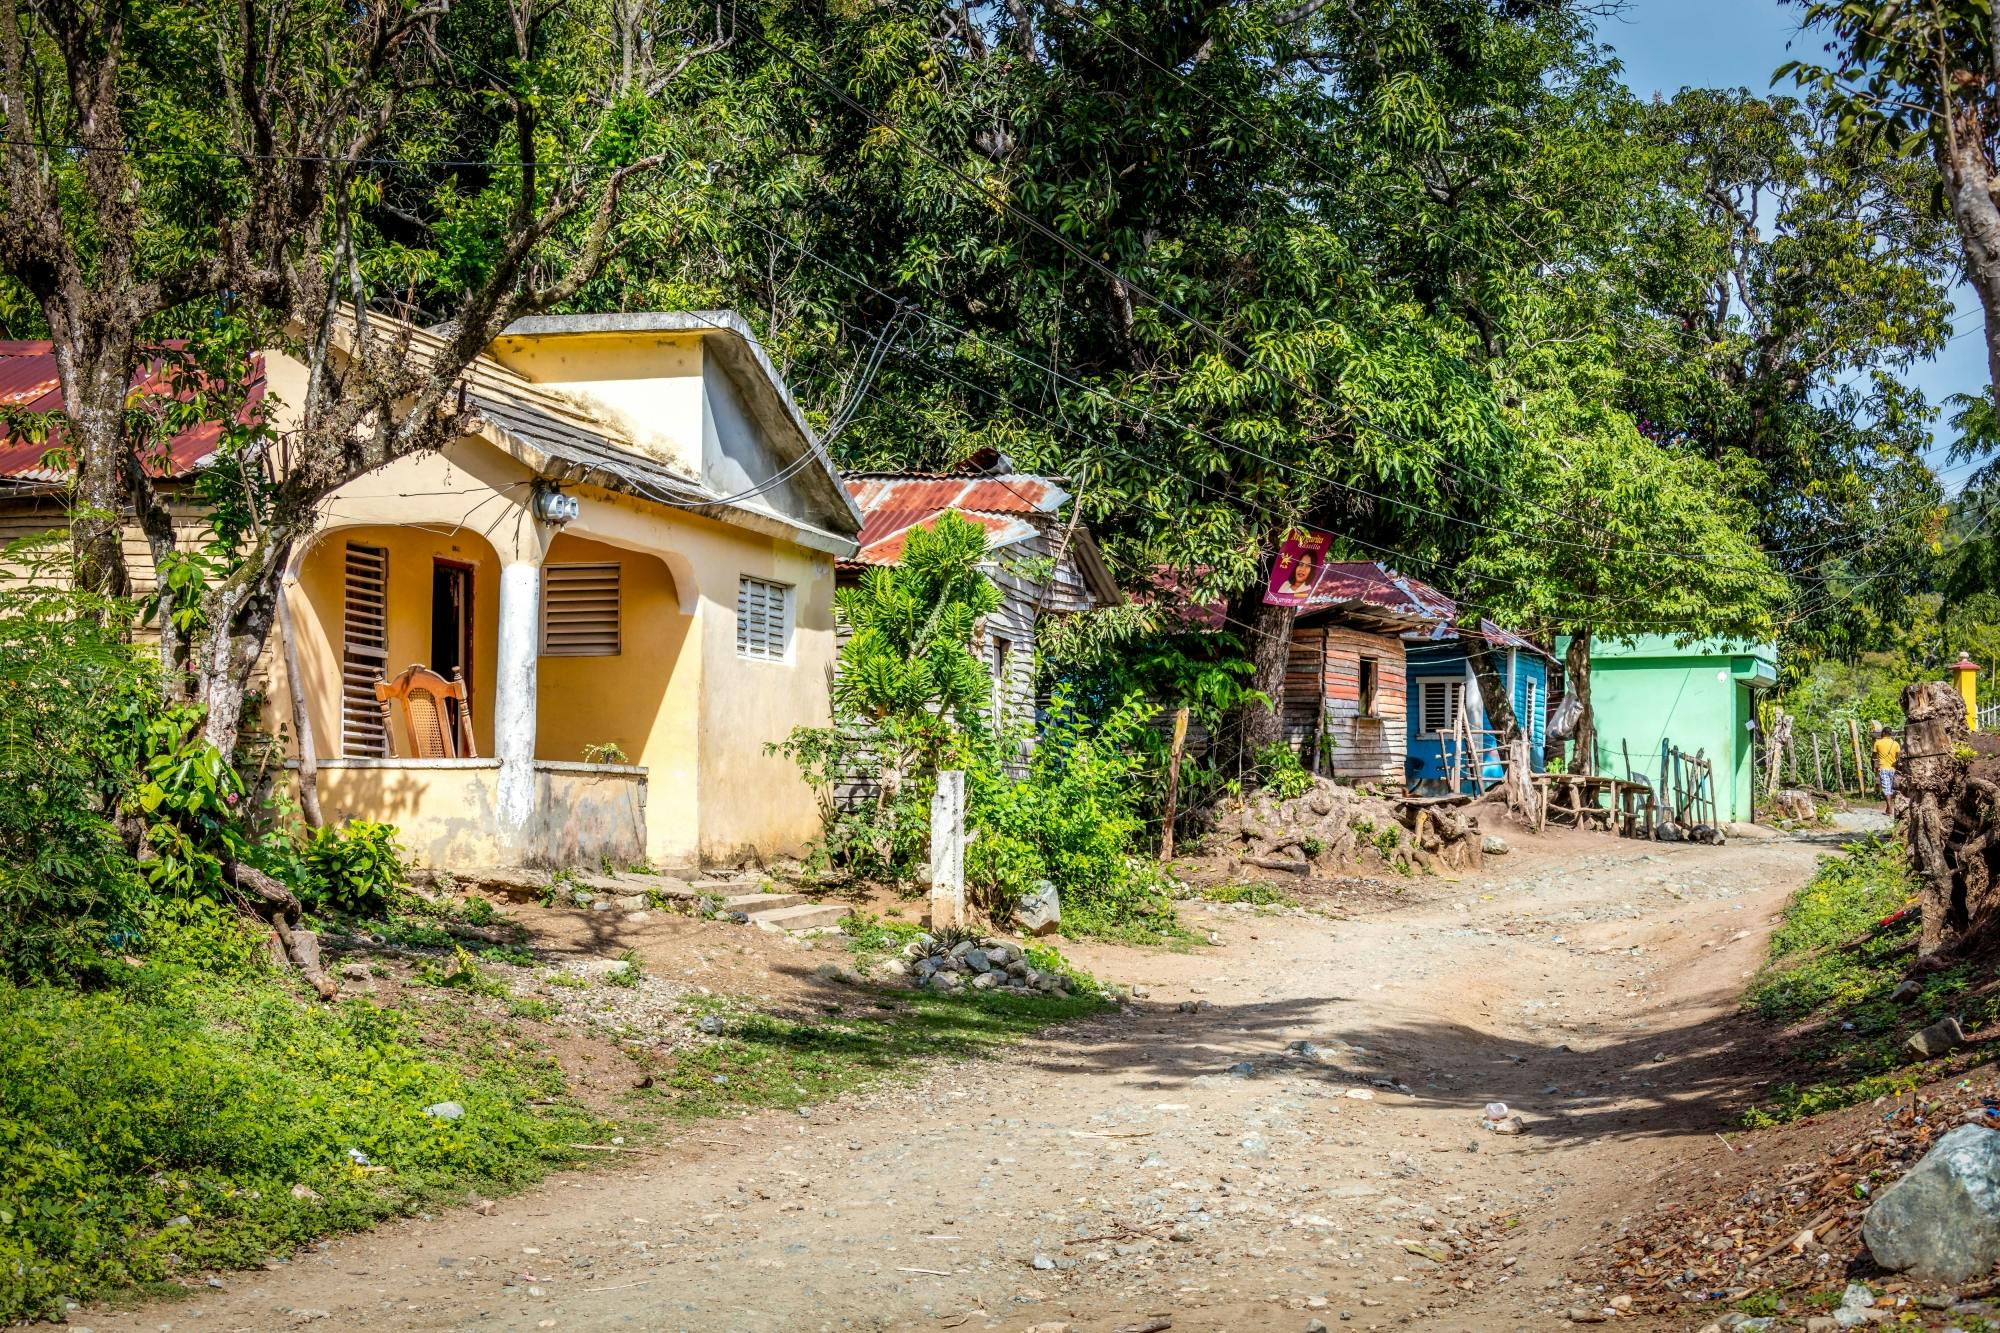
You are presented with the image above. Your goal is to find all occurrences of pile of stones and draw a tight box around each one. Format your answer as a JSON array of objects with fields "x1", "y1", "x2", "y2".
[{"x1": 883, "y1": 935, "x2": 1074, "y2": 995}]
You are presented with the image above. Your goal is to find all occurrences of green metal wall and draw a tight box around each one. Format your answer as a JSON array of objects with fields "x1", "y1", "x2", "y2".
[{"x1": 1586, "y1": 657, "x2": 1756, "y2": 822}]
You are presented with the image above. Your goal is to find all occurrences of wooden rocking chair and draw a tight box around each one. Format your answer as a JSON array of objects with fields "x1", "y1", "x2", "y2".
[{"x1": 375, "y1": 665, "x2": 477, "y2": 758}]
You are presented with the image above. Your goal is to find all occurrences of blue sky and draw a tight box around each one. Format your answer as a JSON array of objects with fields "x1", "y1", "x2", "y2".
[{"x1": 1596, "y1": 0, "x2": 1984, "y2": 480}]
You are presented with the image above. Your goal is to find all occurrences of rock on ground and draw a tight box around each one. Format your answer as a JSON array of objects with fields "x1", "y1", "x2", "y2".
[
  {"x1": 1862, "y1": 1123, "x2": 2000, "y2": 1282},
  {"x1": 1904, "y1": 1015, "x2": 1967, "y2": 1060}
]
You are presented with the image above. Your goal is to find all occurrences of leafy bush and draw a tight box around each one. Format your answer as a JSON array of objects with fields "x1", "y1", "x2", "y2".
[
  {"x1": 299, "y1": 820, "x2": 408, "y2": 917},
  {"x1": 1256, "y1": 741, "x2": 1314, "y2": 799},
  {"x1": 772, "y1": 513, "x2": 1001, "y2": 883},
  {"x1": 774, "y1": 518, "x2": 1179, "y2": 937},
  {"x1": 0, "y1": 547, "x2": 157, "y2": 980},
  {"x1": 966, "y1": 691, "x2": 1178, "y2": 936},
  {"x1": 0, "y1": 911, "x2": 592, "y2": 1321}
]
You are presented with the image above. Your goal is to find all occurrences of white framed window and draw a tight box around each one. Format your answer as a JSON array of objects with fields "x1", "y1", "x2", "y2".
[
  {"x1": 736, "y1": 575, "x2": 792, "y2": 661},
  {"x1": 541, "y1": 562, "x2": 621, "y2": 656},
  {"x1": 1418, "y1": 678, "x2": 1464, "y2": 737},
  {"x1": 1523, "y1": 677, "x2": 1540, "y2": 736}
]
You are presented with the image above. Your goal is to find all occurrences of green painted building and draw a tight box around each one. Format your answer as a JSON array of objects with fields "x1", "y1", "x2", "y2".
[{"x1": 1555, "y1": 635, "x2": 1778, "y2": 824}]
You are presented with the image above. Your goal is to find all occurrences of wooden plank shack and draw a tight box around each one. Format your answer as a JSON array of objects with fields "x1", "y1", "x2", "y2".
[
  {"x1": 1269, "y1": 559, "x2": 1448, "y2": 791},
  {"x1": 1283, "y1": 623, "x2": 1409, "y2": 784}
]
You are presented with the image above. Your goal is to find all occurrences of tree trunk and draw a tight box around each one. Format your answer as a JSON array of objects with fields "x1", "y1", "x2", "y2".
[
  {"x1": 1224, "y1": 588, "x2": 1295, "y2": 778},
  {"x1": 1564, "y1": 628, "x2": 1595, "y2": 776},
  {"x1": 1464, "y1": 631, "x2": 1518, "y2": 742},
  {"x1": 193, "y1": 554, "x2": 285, "y2": 758},
  {"x1": 1935, "y1": 126, "x2": 2000, "y2": 403},
  {"x1": 1901, "y1": 680, "x2": 1975, "y2": 959},
  {"x1": 46, "y1": 330, "x2": 139, "y2": 600}
]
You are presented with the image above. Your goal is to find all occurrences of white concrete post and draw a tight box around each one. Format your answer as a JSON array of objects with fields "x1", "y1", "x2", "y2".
[
  {"x1": 493, "y1": 557, "x2": 542, "y2": 845},
  {"x1": 929, "y1": 770, "x2": 965, "y2": 930}
]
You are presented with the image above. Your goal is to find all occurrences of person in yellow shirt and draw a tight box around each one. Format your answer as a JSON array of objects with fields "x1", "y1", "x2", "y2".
[{"x1": 1871, "y1": 723, "x2": 1901, "y2": 817}]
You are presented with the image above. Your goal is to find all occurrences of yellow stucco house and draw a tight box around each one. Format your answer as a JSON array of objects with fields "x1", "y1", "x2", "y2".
[{"x1": 260, "y1": 313, "x2": 861, "y2": 869}]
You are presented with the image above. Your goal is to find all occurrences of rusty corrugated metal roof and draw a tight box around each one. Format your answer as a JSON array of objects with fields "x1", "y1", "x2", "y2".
[
  {"x1": 0, "y1": 341, "x2": 264, "y2": 483},
  {"x1": 842, "y1": 472, "x2": 1069, "y2": 566},
  {"x1": 1299, "y1": 560, "x2": 1454, "y2": 623}
]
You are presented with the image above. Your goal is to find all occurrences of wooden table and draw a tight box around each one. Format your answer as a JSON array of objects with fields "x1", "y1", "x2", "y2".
[{"x1": 1532, "y1": 774, "x2": 1621, "y2": 834}]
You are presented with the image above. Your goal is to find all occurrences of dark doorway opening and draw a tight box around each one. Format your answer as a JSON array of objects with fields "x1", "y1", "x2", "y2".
[{"x1": 432, "y1": 560, "x2": 474, "y2": 738}]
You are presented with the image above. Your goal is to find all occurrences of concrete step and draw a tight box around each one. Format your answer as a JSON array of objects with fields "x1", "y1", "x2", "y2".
[
  {"x1": 690, "y1": 878, "x2": 745, "y2": 892},
  {"x1": 612, "y1": 872, "x2": 699, "y2": 899},
  {"x1": 720, "y1": 891, "x2": 806, "y2": 912},
  {"x1": 748, "y1": 902, "x2": 847, "y2": 933}
]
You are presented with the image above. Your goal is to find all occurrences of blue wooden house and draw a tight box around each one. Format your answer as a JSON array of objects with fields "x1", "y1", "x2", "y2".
[{"x1": 1404, "y1": 618, "x2": 1553, "y2": 794}]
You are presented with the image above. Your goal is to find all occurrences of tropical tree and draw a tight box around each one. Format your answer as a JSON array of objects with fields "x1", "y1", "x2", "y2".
[
  {"x1": 1460, "y1": 391, "x2": 1791, "y2": 774},
  {"x1": 0, "y1": 0, "x2": 683, "y2": 754},
  {"x1": 1783, "y1": 0, "x2": 2000, "y2": 401}
]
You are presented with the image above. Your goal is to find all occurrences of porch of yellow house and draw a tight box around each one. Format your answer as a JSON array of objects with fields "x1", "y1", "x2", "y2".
[{"x1": 282, "y1": 518, "x2": 697, "y2": 870}]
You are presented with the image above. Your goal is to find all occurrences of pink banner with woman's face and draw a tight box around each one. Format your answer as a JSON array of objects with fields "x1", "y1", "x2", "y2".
[{"x1": 1266, "y1": 528, "x2": 1334, "y2": 606}]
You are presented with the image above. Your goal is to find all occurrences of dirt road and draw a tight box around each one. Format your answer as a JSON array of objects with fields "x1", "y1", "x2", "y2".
[{"x1": 94, "y1": 830, "x2": 1831, "y2": 1333}]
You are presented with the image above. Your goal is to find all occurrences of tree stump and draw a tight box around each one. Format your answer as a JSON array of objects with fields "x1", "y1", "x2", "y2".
[{"x1": 1898, "y1": 680, "x2": 1998, "y2": 959}]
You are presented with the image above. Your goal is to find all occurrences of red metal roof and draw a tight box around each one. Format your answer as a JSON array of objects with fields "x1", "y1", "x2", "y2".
[
  {"x1": 1298, "y1": 560, "x2": 1455, "y2": 624},
  {"x1": 842, "y1": 472, "x2": 1068, "y2": 566},
  {"x1": 0, "y1": 341, "x2": 264, "y2": 483}
]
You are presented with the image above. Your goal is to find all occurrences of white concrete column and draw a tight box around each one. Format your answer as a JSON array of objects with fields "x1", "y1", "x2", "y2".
[{"x1": 494, "y1": 556, "x2": 542, "y2": 842}]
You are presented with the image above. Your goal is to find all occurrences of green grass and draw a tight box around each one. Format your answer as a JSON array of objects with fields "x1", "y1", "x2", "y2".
[
  {"x1": 0, "y1": 911, "x2": 596, "y2": 1323},
  {"x1": 839, "y1": 911, "x2": 929, "y2": 961},
  {"x1": 637, "y1": 985, "x2": 1101, "y2": 1120},
  {"x1": 1201, "y1": 882, "x2": 1296, "y2": 907},
  {"x1": 1741, "y1": 836, "x2": 1991, "y2": 1126}
]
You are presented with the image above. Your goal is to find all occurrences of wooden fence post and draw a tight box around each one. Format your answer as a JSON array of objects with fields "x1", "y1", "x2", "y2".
[
  {"x1": 1811, "y1": 732, "x2": 1825, "y2": 790},
  {"x1": 1160, "y1": 707, "x2": 1190, "y2": 862},
  {"x1": 1848, "y1": 719, "x2": 1867, "y2": 793},
  {"x1": 930, "y1": 770, "x2": 965, "y2": 930},
  {"x1": 1764, "y1": 709, "x2": 1790, "y2": 798}
]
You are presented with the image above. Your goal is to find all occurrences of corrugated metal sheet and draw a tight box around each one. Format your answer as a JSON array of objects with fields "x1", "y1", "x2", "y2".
[
  {"x1": 842, "y1": 472, "x2": 1069, "y2": 566},
  {"x1": 0, "y1": 341, "x2": 266, "y2": 482},
  {"x1": 1290, "y1": 560, "x2": 1453, "y2": 630}
]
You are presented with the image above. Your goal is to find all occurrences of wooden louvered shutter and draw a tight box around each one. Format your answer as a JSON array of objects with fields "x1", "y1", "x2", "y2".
[
  {"x1": 341, "y1": 544, "x2": 390, "y2": 757},
  {"x1": 541, "y1": 563, "x2": 621, "y2": 656},
  {"x1": 735, "y1": 576, "x2": 790, "y2": 661},
  {"x1": 1419, "y1": 679, "x2": 1461, "y2": 737}
]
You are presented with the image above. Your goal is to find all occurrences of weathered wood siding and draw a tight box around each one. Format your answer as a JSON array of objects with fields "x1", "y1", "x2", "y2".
[
  {"x1": 0, "y1": 491, "x2": 211, "y2": 592},
  {"x1": 1283, "y1": 624, "x2": 1409, "y2": 785}
]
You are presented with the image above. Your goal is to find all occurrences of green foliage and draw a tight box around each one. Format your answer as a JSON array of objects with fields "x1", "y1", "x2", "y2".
[
  {"x1": 1461, "y1": 415, "x2": 1789, "y2": 649},
  {"x1": 1255, "y1": 743, "x2": 1314, "y2": 801},
  {"x1": 839, "y1": 913, "x2": 928, "y2": 960},
  {"x1": 779, "y1": 520, "x2": 1172, "y2": 937},
  {"x1": 0, "y1": 911, "x2": 592, "y2": 1321},
  {"x1": 298, "y1": 821, "x2": 407, "y2": 917},
  {"x1": 1202, "y1": 883, "x2": 1295, "y2": 908},
  {"x1": 413, "y1": 948, "x2": 507, "y2": 1000},
  {"x1": 1747, "y1": 837, "x2": 1916, "y2": 1024},
  {"x1": 0, "y1": 549, "x2": 156, "y2": 981},
  {"x1": 772, "y1": 513, "x2": 1003, "y2": 882},
  {"x1": 581, "y1": 742, "x2": 630, "y2": 765},
  {"x1": 831, "y1": 512, "x2": 1002, "y2": 765},
  {"x1": 964, "y1": 692, "x2": 1178, "y2": 938},
  {"x1": 1737, "y1": 837, "x2": 1989, "y2": 1126},
  {"x1": 1777, "y1": 653, "x2": 1927, "y2": 736},
  {"x1": 606, "y1": 950, "x2": 643, "y2": 988}
]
